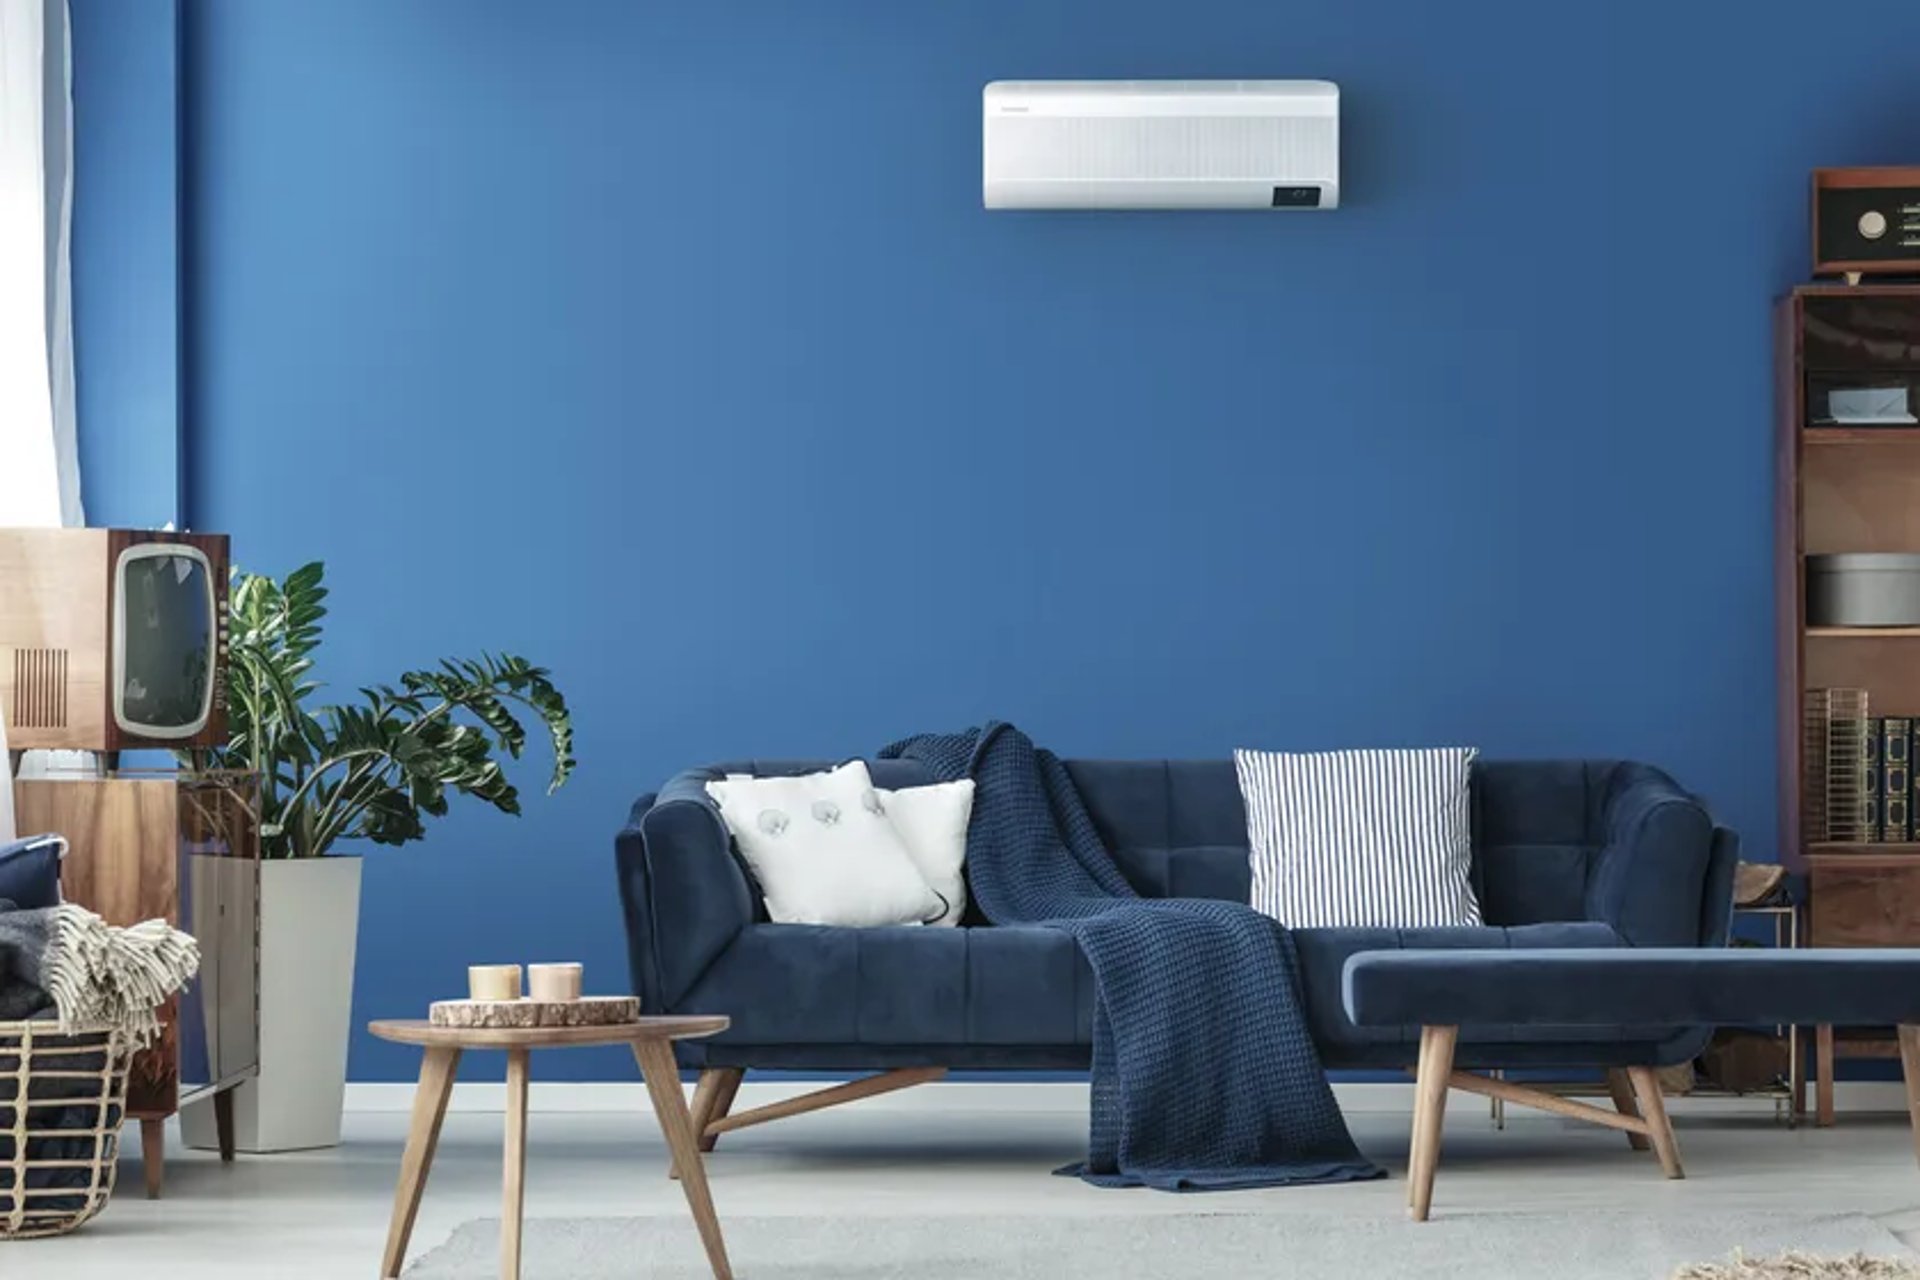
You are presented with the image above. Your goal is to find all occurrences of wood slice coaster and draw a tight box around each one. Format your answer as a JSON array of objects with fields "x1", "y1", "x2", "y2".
[{"x1": 428, "y1": 996, "x2": 641, "y2": 1029}]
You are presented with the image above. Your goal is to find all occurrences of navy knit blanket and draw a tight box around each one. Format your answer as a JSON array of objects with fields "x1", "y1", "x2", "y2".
[{"x1": 883, "y1": 723, "x2": 1381, "y2": 1191}]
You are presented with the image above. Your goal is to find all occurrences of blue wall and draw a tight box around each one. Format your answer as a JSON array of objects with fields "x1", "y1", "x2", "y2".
[
  {"x1": 70, "y1": 0, "x2": 181, "y2": 530},
  {"x1": 71, "y1": 1, "x2": 1920, "y2": 1081}
]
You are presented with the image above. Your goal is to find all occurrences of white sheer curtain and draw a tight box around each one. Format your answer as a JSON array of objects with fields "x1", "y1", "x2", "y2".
[
  {"x1": 0, "y1": 0, "x2": 81, "y2": 529},
  {"x1": 2, "y1": 0, "x2": 79, "y2": 819}
]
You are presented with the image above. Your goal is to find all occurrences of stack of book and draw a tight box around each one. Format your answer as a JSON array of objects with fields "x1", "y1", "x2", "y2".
[
  {"x1": 1805, "y1": 687, "x2": 1871, "y2": 844},
  {"x1": 1859, "y1": 716, "x2": 1917, "y2": 843}
]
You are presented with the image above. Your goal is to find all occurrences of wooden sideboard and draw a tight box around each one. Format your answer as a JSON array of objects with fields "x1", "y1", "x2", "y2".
[{"x1": 12, "y1": 770, "x2": 260, "y2": 1196}]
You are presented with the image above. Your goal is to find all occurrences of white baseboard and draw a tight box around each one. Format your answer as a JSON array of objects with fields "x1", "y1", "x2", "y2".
[{"x1": 343, "y1": 1078, "x2": 1915, "y2": 1118}]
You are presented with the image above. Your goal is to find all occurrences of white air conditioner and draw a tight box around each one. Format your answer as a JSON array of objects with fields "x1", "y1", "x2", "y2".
[{"x1": 982, "y1": 80, "x2": 1340, "y2": 211}]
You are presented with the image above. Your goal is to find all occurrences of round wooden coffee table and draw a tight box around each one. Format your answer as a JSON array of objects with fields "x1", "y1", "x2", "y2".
[{"x1": 370, "y1": 1014, "x2": 732, "y2": 1280}]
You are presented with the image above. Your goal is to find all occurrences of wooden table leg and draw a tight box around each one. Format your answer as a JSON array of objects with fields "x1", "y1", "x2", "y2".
[
  {"x1": 502, "y1": 1048, "x2": 531, "y2": 1280},
  {"x1": 1407, "y1": 1025, "x2": 1457, "y2": 1223},
  {"x1": 635, "y1": 1041, "x2": 734, "y2": 1280},
  {"x1": 1816, "y1": 1024, "x2": 1836, "y2": 1128},
  {"x1": 381, "y1": 1046, "x2": 461, "y2": 1280},
  {"x1": 140, "y1": 1116, "x2": 165, "y2": 1200},
  {"x1": 1626, "y1": 1066, "x2": 1684, "y2": 1180},
  {"x1": 1897, "y1": 1025, "x2": 1920, "y2": 1168},
  {"x1": 1606, "y1": 1069, "x2": 1652, "y2": 1153},
  {"x1": 673, "y1": 1067, "x2": 744, "y2": 1181}
]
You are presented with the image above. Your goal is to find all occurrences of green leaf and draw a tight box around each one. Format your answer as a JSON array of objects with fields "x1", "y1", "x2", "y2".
[{"x1": 181, "y1": 562, "x2": 574, "y2": 858}]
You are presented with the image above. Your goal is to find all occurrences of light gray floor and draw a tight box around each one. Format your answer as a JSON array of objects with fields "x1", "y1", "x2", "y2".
[{"x1": 22, "y1": 1101, "x2": 1920, "y2": 1277}]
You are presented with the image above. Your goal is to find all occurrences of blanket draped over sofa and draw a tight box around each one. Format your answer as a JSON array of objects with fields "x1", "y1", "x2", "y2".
[{"x1": 884, "y1": 722, "x2": 1380, "y2": 1190}]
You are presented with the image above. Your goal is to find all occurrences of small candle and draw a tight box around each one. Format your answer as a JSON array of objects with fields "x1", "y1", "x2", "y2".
[
  {"x1": 528, "y1": 963, "x2": 583, "y2": 1002},
  {"x1": 469, "y1": 964, "x2": 523, "y2": 1002}
]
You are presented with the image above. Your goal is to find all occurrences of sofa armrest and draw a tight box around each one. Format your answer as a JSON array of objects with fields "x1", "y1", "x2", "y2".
[
  {"x1": 614, "y1": 773, "x2": 756, "y2": 1012},
  {"x1": 1583, "y1": 767, "x2": 1733, "y2": 947}
]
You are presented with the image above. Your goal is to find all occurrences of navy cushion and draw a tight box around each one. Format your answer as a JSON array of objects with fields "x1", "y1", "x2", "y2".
[
  {"x1": 682, "y1": 922, "x2": 1091, "y2": 1047},
  {"x1": 690, "y1": 920, "x2": 1653, "y2": 1052},
  {"x1": 1344, "y1": 948, "x2": 1920, "y2": 1029},
  {"x1": 0, "y1": 834, "x2": 63, "y2": 910},
  {"x1": 1293, "y1": 921, "x2": 1636, "y2": 1051}
]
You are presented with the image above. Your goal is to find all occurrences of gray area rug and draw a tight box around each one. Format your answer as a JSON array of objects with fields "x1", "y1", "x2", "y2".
[{"x1": 405, "y1": 1211, "x2": 1916, "y2": 1279}]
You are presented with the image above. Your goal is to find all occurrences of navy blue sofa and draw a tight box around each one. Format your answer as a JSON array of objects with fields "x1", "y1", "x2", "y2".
[{"x1": 617, "y1": 757, "x2": 1738, "y2": 1091}]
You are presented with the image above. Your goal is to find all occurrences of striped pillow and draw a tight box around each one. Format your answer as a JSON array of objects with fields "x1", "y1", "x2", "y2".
[{"x1": 1234, "y1": 746, "x2": 1481, "y2": 929}]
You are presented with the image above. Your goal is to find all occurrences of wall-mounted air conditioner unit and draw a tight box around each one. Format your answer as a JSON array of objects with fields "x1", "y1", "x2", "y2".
[{"x1": 983, "y1": 80, "x2": 1340, "y2": 211}]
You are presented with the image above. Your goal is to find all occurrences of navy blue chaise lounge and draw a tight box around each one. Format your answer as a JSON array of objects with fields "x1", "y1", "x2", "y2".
[
  {"x1": 616, "y1": 757, "x2": 1737, "y2": 1153},
  {"x1": 1345, "y1": 948, "x2": 1920, "y2": 1219}
]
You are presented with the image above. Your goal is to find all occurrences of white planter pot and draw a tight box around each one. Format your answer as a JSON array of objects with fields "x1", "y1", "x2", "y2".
[{"x1": 183, "y1": 856, "x2": 362, "y2": 1153}]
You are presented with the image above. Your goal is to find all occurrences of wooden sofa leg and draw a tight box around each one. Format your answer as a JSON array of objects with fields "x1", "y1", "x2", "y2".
[
  {"x1": 670, "y1": 1068, "x2": 944, "y2": 1178},
  {"x1": 1897, "y1": 1025, "x2": 1920, "y2": 1169},
  {"x1": 1407, "y1": 1025, "x2": 1457, "y2": 1222},
  {"x1": 1625, "y1": 1066, "x2": 1684, "y2": 1180},
  {"x1": 670, "y1": 1068, "x2": 746, "y2": 1180},
  {"x1": 1606, "y1": 1069, "x2": 1653, "y2": 1153},
  {"x1": 708, "y1": 1067, "x2": 946, "y2": 1140},
  {"x1": 695, "y1": 1068, "x2": 745, "y2": 1153}
]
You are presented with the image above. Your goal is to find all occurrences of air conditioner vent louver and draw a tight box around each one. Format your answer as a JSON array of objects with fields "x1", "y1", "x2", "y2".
[{"x1": 987, "y1": 116, "x2": 1331, "y2": 183}]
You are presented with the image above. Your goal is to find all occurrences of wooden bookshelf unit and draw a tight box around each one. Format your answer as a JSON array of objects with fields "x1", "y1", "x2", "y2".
[{"x1": 1778, "y1": 283, "x2": 1920, "y2": 1125}]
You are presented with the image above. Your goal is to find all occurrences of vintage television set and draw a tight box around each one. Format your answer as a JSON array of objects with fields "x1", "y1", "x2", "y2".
[{"x1": 0, "y1": 528, "x2": 230, "y2": 752}]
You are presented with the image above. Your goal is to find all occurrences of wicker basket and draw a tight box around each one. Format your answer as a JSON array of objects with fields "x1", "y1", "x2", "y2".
[{"x1": 1, "y1": 1020, "x2": 133, "y2": 1240}]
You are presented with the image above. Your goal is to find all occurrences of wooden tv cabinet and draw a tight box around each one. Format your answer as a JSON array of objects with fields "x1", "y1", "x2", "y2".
[{"x1": 11, "y1": 769, "x2": 260, "y2": 1197}]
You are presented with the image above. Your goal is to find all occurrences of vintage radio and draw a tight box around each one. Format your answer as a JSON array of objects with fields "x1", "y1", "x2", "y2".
[
  {"x1": 0, "y1": 528, "x2": 230, "y2": 751},
  {"x1": 1814, "y1": 167, "x2": 1920, "y2": 278}
]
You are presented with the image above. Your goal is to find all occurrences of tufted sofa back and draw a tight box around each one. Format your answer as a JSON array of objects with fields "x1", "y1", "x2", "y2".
[{"x1": 696, "y1": 757, "x2": 1693, "y2": 930}]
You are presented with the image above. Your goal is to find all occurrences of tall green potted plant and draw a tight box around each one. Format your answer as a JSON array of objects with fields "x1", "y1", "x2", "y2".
[{"x1": 181, "y1": 563, "x2": 572, "y2": 1152}]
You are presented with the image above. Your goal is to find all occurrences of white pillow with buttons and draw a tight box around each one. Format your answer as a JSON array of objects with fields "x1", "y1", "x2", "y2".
[{"x1": 707, "y1": 761, "x2": 943, "y2": 928}]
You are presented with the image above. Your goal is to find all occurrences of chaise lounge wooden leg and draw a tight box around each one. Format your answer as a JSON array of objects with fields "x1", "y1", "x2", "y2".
[
  {"x1": 1441, "y1": 1064, "x2": 1676, "y2": 1189},
  {"x1": 1606, "y1": 1069, "x2": 1653, "y2": 1153},
  {"x1": 1625, "y1": 1066, "x2": 1684, "y2": 1180},
  {"x1": 1896, "y1": 1025, "x2": 1920, "y2": 1169},
  {"x1": 1408, "y1": 1025, "x2": 1457, "y2": 1222},
  {"x1": 1816, "y1": 1023, "x2": 1836, "y2": 1128}
]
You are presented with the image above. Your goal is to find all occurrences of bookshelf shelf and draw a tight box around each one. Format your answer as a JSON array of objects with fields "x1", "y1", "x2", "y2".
[
  {"x1": 1803, "y1": 427, "x2": 1920, "y2": 444},
  {"x1": 1806, "y1": 627, "x2": 1920, "y2": 638},
  {"x1": 1808, "y1": 841, "x2": 1920, "y2": 856}
]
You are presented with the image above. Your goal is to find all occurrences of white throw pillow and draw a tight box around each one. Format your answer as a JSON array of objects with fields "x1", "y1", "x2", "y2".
[
  {"x1": 1234, "y1": 746, "x2": 1481, "y2": 929},
  {"x1": 707, "y1": 762, "x2": 943, "y2": 928},
  {"x1": 876, "y1": 780, "x2": 973, "y2": 927}
]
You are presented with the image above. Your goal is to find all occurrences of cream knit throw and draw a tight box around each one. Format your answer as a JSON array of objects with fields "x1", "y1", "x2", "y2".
[{"x1": 41, "y1": 904, "x2": 200, "y2": 1044}]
